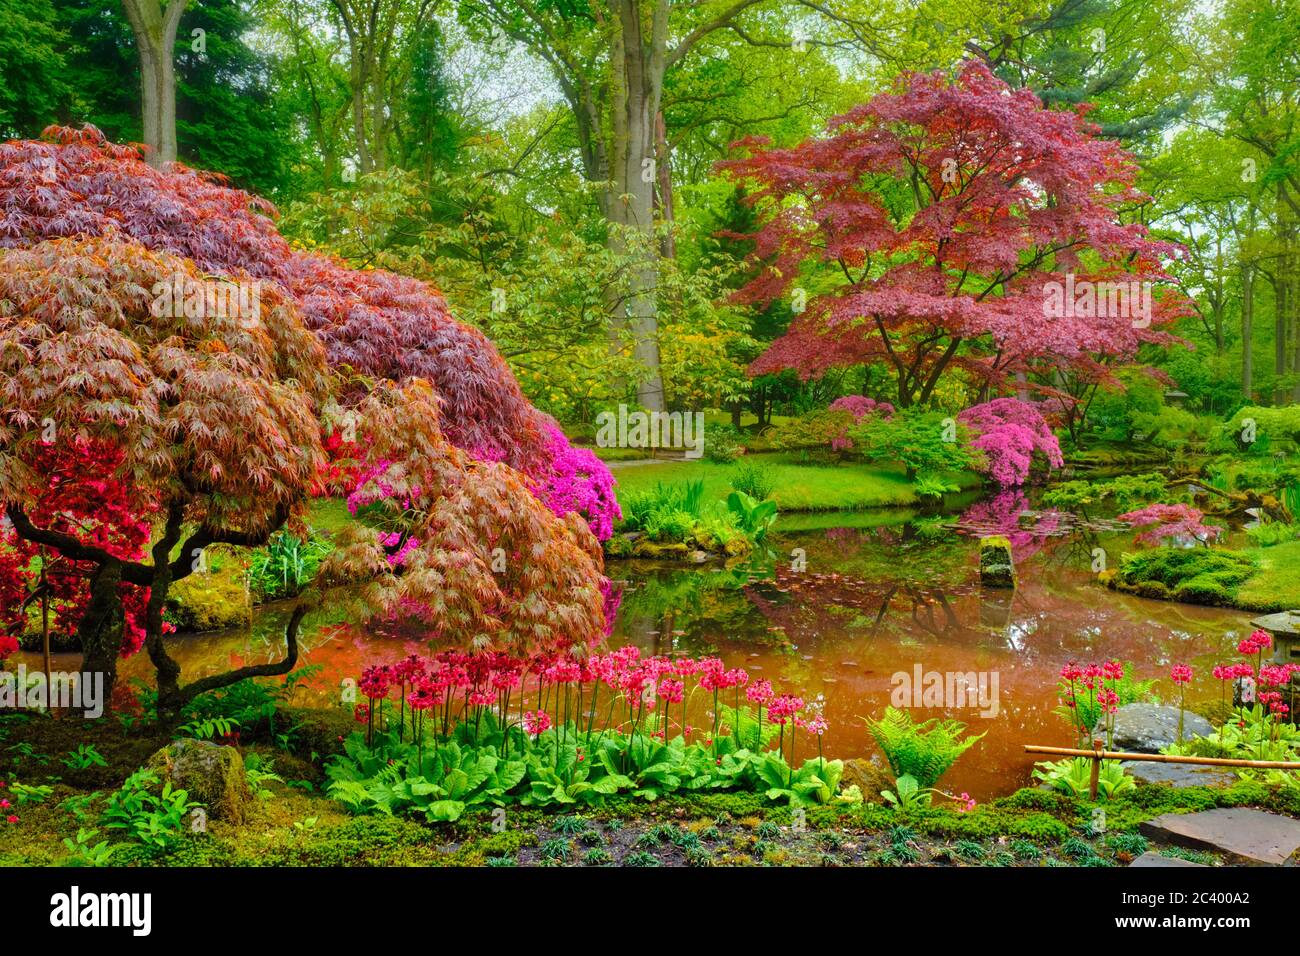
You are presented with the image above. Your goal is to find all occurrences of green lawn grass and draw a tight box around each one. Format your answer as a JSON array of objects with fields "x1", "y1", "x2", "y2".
[
  {"x1": 1237, "y1": 540, "x2": 1300, "y2": 611},
  {"x1": 609, "y1": 452, "x2": 980, "y2": 512}
]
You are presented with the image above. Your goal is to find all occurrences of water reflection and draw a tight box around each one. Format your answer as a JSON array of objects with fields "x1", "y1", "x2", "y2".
[{"x1": 26, "y1": 491, "x2": 1255, "y2": 800}]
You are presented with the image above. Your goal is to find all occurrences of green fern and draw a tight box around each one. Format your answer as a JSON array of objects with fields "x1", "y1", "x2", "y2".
[{"x1": 863, "y1": 707, "x2": 984, "y2": 790}]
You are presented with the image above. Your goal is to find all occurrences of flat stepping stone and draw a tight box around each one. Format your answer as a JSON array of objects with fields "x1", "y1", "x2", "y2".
[
  {"x1": 1122, "y1": 760, "x2": 1236, "y2": 789},
  {"x1": 1139, "y1": 808, "x2": 1300, "y2": 866},
  {"x1": 1129, "y1": 851, "x2": 1207, "y2": 867}
]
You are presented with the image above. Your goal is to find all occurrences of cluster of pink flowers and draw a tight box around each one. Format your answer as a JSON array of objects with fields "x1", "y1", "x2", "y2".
[
  {"x1": 1058, "y1": 659, "x2": 1125, "y2": 744},
  {"x1": 0, "y1": 782, "x2": 14, "y2": 824},
  {"x1": 958, "y1": 398, "x2": 1064, "y2": 487},
  {"x1": 1211, "y1": 630, "x2": 1298, "y2": 718},
  {"x1": 1238, "y1": 629, "x2": 1273, "y2": 656},
  {"x1": 1118, "y1": 503, "x2": 1222, "y2": 547},
  {"x1": 0, "y1": 634, "x2": 18, "y2": 663},
  {"x1": 529, "y1": 424, "x2": 622, "y2": 541},
  {"x1": 1170, "y1": 663, "x2": 1194, "y2": 686},
  {"x1": 828, "y1": 395, "x2": 894, "y2": 451},
  {"x1": 352, "y1": 646, "x2": 828, "y2": 755}
]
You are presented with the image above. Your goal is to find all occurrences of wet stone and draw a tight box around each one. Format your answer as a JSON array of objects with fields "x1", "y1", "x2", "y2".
[
  {"x1": 1121, "y1": 760, "x2": 1236, "y2": 789},
  {"x1": 1139, "y1": 808, "x2": 1300, "y2": 866},
  {"x1": 1095, "y1": 703, "x2": 1215, "y2": 754},
  {"x1": 1129, "y1": 851, "x2": 1207, "y2": 867}
]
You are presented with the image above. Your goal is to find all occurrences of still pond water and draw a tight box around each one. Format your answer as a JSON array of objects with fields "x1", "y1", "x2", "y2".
[{"x1": 39, "y1": 488, "x2": 1252, "y2": 800}]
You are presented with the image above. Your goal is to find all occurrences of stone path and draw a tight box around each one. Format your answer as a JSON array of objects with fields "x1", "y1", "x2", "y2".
[
  {"x1": 1138, "y1": 808, "x2": 1300, "y2": 866},
  {"x1": 1129, "y1": 851, "x2": 1206, "y2": 867}
]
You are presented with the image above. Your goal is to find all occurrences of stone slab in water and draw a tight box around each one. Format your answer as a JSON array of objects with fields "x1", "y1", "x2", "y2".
[
  {"x1": 1129, "y1": 851, "x2": 1207, "y2": 867},
  {"x1": 1095, "y1": 703, "x2": 1214, "y2": 753},
  {"x1": 1121, "y1": 760, "x2": 1236, "y2": 789},
  {"x1": 1139, "y1": 808, "x2": 1300, "y2": 866}
]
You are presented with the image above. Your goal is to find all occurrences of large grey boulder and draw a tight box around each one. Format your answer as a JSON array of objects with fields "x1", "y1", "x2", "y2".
[{"x1": 1094, "y1": 703, "x2": 1214, "y2": 754}]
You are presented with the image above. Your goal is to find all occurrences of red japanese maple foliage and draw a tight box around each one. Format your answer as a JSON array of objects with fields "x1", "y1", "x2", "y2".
[
  {"x1": 721, "y1": 61, "x2": 1189, "y2": 407},
  {"x1": 0, "y1": 440, "x2": 153, "y2": 656},
  {"x1": 0, "y1": 126, "x2": 618, "y2": 539},
  {"x1": 0, "y1": 235, "x2": 610, "y2": 715}
]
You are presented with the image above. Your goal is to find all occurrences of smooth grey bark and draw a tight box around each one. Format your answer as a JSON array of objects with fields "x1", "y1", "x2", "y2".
[{"x1": 120, "y1": 0, "x2": 187, "y2": 167}]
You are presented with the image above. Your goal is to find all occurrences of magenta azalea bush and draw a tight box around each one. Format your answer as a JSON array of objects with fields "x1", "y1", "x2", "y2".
[
  {"x1": 827, "y1": 395, "x2": 894, "y2": 451},
  {"x1": 958, "y1": 398, "x2": 1063, "y2": 487},
  {"x1": 1118, "y1": 504, "x2": 1222, "y2": 546},
  {"x1": 531, "y1": 424, "x2": 622, "y2": 541}
]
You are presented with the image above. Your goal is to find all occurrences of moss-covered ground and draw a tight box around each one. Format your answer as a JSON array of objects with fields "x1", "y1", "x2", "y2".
[{"x1": 1105, "y1": 540, "x2": 1300, "y2": 613}]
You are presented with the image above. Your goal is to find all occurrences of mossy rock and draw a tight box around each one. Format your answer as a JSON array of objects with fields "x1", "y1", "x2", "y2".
[
  {"x1": 1108, "y1": 547, "x2": 1256, "y2": 609},
  {"x1": 978, "y1": 535, "x2": 1016, "y2": 588},
  {"x1": 145, "y1": 737, "x2": 250, "y2": 824},
  {"x1": 631, "y1": 539, "x2": 690, "y2": 559},
  {"x1": 166, "y1": 552, "x2": 252, "y2": 632},
  {"x1": 604, "y1": 534, "x2": 635, "y2": 558}
]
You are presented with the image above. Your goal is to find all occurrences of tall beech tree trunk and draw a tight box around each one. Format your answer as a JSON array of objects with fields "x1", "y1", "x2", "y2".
[
  {"x1": 1242, "y1": 262, "x2": 1254, "y2": 400},
  {"x1": 606, "y1": 0, "x2": 668, "y2": 413},
  {"x1": 120, "y1": 0, "x2": 187, "y2": 167}
]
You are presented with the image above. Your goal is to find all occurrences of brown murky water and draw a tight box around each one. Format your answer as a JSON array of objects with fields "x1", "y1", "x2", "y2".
[{"x1": 17, "y1": 493, "x2": 1254, "y2": 800}]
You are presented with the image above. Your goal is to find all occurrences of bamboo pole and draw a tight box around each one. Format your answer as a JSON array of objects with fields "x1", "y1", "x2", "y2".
[{"x1": 1026, "y1": 744, "x2": 1300, "y2": 770}]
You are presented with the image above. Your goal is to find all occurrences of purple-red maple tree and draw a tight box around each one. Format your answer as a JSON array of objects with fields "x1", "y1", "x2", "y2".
[{"x1": 721, "y1": 61, "x2": 1189, "y2": 409}]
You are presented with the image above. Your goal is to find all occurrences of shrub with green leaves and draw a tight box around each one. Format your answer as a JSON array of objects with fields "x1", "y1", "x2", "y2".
[
  {"x1": 863, "y1": 707, "x2": 984, "y2": 790},
  {"x1": 730, "y1": 459, "x2": 776, "y2": 500},
  {"x1": 100, "y1": 768, "x2": 201, "y2": 850},
  {"x1": 849, "y1": 409, "x2": 977, "y2": 491},
  {"x1": 1112, "y1": 547, "x2": 1256, "y2": 606}
]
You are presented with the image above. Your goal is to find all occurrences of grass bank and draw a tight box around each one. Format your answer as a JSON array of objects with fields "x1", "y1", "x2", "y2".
[
  {"x1": 1104, "y1": 540, "x2": 1300, "y2": 613},
  {"x1": 611, "y1": 453, "x2": 982, "y2": 513}
]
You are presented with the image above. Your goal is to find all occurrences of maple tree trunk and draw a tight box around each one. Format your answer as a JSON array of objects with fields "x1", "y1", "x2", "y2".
[
  {"x1": 77, "y1": 560, "x2": 126, "y2": 708},
  {"x1": 121, "y1": 0, "x2": 186, "y2": 167}
]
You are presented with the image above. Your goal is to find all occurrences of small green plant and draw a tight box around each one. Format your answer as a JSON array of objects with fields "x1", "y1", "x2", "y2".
[
  {"x1": 292, "y1": 816, "x2": 320, "y2": 833},
  {"x1": 244, "y1": 753, "x2": 284, "y2": 800},
  {"x1": 9, "y1": 781, "x2": 54, "y2": 804},
  {"x1": 61, "y1": 828, "x2": 118, "y2": 867},
  {"x1": 863, "y1": 707, "x2": 985, "y2": 790},
  {"x1": 100, "y1": 768, "x2": 201, "y2": 850},
  {"x1": 624, "y1": 849, "x2": 660, "y2": 867},
  {"x1": 1032, "y1": 758, "x2": 1136, "y2": 800},
  {"x1": 175, "y1": 716, "x2": 241, "y2": 741},
  {"x1": 539, "y1": 838, "x2": 572, "y2": 862},
  {"x1": 584, "y1": 847, "x2": 613, "y2": 865},
  {"x1": 249, "y1": 529, "x2": 332, "y2": 599},
  {"x1": 59, "y1": 791, "x2": 102, "y2": 823},
  {"x1": 725, "y1": 491, "x2": 778, "y2": 542},
  {"x1": 731, "y1": 459, "x2": 776, "y2": 500},
  {"x1": 553, "y1": 814, "x2": 586, "y2": 835},
  {"x1": 62, "y1": 744, "x2": 108, "y2": 770},
  {"x1": 881, "y1": 773, "x2": 933, "y2": 810}
]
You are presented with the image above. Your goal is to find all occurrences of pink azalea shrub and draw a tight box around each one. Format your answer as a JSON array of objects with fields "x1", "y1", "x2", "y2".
[
  {"x1": 529, "y1": 423, "x2": 622, "y2": 541},
  {"x1": 958, "y1": 398, "x2": 1063, "y2": 487},
  {"x1": 827, "y1": 395, "x2": 894, "y2": 451},
  {"x1": 1118, "y1": 503, "x2": 1222, "y2": 546}
]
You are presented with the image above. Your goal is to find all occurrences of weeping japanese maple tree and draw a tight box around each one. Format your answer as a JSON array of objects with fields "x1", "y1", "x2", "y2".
[
  {"x1": 0, "y1": 238, "x2": 609, "y2": 717},
  {"x1": 0, "y1": 126, "x2": 619, "y2": 539},
  {"x1": 723, "y1": 61, "x2": 1187, "y2": 409}
]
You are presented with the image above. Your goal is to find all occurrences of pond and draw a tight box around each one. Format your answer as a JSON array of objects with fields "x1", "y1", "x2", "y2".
[{"x1": 27, "y1": 488, "x2": 1254, "y2": 801}]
